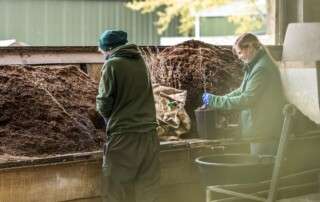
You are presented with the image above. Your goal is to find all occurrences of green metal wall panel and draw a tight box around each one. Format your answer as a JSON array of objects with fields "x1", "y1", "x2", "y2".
[
  {"x1": 0, "y1": 0, "x2": 180, "y2": 46},
  {"x1": 26, "y1": 1, "x2": 46, "y2": 44}
]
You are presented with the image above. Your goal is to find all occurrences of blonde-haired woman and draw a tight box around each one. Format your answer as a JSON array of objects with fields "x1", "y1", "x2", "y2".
[{"x1": 203, "y1": 33, "x2": 286, "y2": 155}]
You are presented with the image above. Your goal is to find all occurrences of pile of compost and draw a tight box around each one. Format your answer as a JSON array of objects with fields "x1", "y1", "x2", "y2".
[
  {"x1": 146, "y1": 40, "x2": 244, "y2": 119},
  {"x1": 0, "y1": 65, "x2": 104, "y2": 156}
]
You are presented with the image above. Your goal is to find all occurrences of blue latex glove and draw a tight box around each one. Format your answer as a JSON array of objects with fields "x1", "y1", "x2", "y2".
[{"x1": 202, "y1": 92, "x2": 213, "y2": 106}]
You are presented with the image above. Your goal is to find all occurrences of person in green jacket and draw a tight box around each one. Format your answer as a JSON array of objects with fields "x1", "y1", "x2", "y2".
[
  {"x1": 202, "y1": 33, "x2": 286, "y2": 155},
  {"x1": 96, "y1": 30, "x2": 160, "y2": 202}
]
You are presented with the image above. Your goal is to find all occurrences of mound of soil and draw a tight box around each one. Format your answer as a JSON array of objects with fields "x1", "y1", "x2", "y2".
[
  {"x1": 146, "y1": 40, "x2": 243, "y2": 119},
  {"x1": 0, "y1": 65, "x2": 104, "y2": 156}
]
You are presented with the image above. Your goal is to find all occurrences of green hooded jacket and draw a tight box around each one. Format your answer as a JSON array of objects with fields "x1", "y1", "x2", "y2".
[
  {"x1": 96, "y1": 44, "x2": 157, "y2": 135},
  {"x1": 207, "y1": 48, "x2": 286, "y2": 139}
]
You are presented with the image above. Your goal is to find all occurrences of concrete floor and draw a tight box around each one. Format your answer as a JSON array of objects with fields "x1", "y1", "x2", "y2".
[
  {"x1": 279, "y1": 193, "x2": 320, "y2": 202},
  {"x1": 66, "y1": 198, "x2": 100, "y2": 202}
]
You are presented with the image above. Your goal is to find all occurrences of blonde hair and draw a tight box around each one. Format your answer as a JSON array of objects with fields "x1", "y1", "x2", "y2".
[
  {"x1": 232, "y1": 33, "x2": 262, "y2": 55},
  {"x1": 233, "y1": 33, "x2": 278, "y2": 66}
]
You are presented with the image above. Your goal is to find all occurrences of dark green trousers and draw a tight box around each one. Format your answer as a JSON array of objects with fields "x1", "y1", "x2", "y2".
[{"x1": 101, "y1": 131, "x2": 160, "y2": 202}]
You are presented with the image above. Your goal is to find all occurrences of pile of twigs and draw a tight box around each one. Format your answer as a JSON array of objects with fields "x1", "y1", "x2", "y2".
[{"x1": 144, "y1": 40, "x2": 243, "y2": 118}]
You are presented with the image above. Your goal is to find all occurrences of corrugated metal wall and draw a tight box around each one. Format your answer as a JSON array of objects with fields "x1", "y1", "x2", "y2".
[{"x1": 0, "y1": 0, "x2": 180, "y2": 46}]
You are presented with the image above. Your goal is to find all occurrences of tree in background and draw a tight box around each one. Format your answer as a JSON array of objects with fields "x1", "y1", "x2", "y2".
[
  {"x1": 127, "y1": 0, "x2": 270, "y2": 36},
  {"x1": 126, "y1": 0, "x2": 230, "y2": 36},
  {"x1": 228, "y1": 0, "x2": 266, "y2": 34}
]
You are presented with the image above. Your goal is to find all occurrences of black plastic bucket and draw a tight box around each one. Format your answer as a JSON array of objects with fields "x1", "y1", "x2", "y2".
[
  {"x1": 195, "y1": 154, "x2": 274, "y2": 185},
  {"x1": 194, "y1": 108, "x2": 217, "y2": 139}
]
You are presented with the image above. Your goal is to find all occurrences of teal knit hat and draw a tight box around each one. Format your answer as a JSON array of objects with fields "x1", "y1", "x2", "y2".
[{"x1": 99, "y1": 30, "x2": 128, "y2": 51}]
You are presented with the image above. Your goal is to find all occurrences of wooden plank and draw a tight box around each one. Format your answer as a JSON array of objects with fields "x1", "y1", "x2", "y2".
[
  {"x1": 0, "y1": 139, "x2": 219, "y2": 202},
  {"x1": 0, "y1": 46, "x2": 164, "y2": 65},
  {"x1": 0, "y1": 161, "x2": 101, "y2": 202},
  {"x1": 0, "y1": 151, "x2": 102, "y2": 170},
  {"x1": 0, "y1": 140, "x2": 191, "y2": 169},
  {"x1": 0, "y1": 52, "x2": 104, "y2": 65},
  {"x1": 86, "y1": 63, "x2": 103, "y2": 82},
  {"x1": 0, "y1": 45, "x2": 282, "y2": 65}
]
